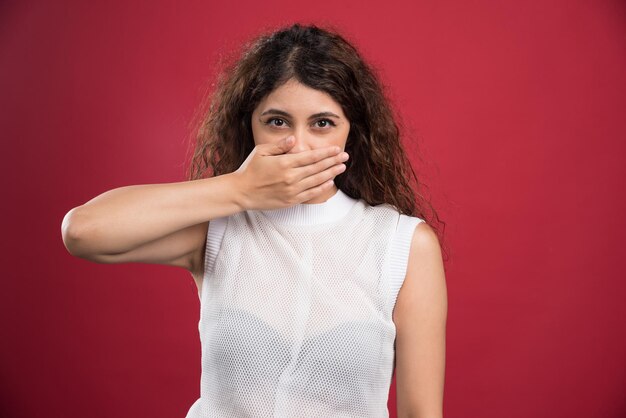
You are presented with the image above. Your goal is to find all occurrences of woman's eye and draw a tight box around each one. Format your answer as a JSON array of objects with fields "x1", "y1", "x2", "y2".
[
  {"x1": 315, "y1": 119, "x2": 336, "y2": 129},
  {"x1": 315, "y1": 119, "x2": 335, "y2": 128},
  {"x1": 266, "y1": 118, "x2": 286, "y2": 127},
  {"x1": 263, "y1": 118, "x2": 336, "y2": 129}
]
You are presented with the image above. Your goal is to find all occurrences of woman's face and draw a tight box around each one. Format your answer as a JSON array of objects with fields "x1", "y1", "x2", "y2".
[{"x1": 251, "y1": 78, "x2": 350, "y2": 154}]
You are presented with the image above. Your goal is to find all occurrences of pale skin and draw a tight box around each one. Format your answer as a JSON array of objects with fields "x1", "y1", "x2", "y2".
[
  {"x1": 250, "y1": 78, "x2": 350, "y2": 205},
  {"x1": 61, "y1": 78, "x2": 446, "y2": 418}
]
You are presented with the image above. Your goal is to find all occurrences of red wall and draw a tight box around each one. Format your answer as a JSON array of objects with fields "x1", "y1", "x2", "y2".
[{"x1": 1, "y1": 1, "x2": 625, "y2": 417}]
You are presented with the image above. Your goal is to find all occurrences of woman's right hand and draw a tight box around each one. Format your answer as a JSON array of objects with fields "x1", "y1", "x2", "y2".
[{"x1": 233, "y1": 135, "x2": 350, "y2": 211}]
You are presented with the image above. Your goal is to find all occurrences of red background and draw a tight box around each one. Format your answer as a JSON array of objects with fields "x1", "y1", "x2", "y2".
[{"x1": 1, "y1": 0, "x2": 625, "y2": 417}]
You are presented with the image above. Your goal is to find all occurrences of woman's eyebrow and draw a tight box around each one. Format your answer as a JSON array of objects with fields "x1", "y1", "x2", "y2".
[{"x1": 260, "y1": 108, "x2": 341, "y2": 119}]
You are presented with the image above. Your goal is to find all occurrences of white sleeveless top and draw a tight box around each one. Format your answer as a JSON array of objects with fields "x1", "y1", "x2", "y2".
[{"x1": 186, "y1": 188, "x2": 424, "y2": 417}]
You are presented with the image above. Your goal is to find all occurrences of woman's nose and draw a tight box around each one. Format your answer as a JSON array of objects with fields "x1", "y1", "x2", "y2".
[
  {"x1": 289, "y1": 143, "x2": 311, "y2": 153},
  {"x1": 287, "y1": 132, "x2": 313, "y2": 153}
]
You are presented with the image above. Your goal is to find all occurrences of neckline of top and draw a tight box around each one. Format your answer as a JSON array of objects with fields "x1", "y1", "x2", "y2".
[{"x1": 257, "y1": 188, "x2": 359, "y2": 226}]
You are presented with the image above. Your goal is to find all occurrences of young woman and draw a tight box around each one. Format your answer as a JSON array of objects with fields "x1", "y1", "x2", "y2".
[{"x1": 62, "y1": 23, "x2": 448, "y2": 418}]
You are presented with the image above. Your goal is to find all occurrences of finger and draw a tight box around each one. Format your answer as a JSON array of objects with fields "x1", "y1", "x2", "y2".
[
  {"x1": 281, "y1": 145, "x2": 342, "y2": 168},
  {"x1": 294, "y1": 178, "x2": 336, "y2": 202},
  {"x1": 293, "y1": 149, "x2": 348, "y2": 180},
  {"x1": 294, "y1": 158, "x2": 347, "y2": 193},
  {"x1": 259, "y1": 135, "x2": 296, "y2": 156}
]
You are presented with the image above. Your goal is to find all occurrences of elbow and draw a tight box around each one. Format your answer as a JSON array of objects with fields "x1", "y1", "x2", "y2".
[{"x1": 61, "y1": 206, "x2": 92, "y2": 258}]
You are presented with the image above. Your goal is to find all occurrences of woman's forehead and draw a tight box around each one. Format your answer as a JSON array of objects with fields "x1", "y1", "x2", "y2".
[{"x1": 256, "y1": 80, "x2": 344, "y2": 117}]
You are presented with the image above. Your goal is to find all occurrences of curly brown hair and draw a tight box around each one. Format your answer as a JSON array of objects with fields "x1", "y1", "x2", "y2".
[{"x1": 185, "y1": 23, "x2": 448, "y2": 262}]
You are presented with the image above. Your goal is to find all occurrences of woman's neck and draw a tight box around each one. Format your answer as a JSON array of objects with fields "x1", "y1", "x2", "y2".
[{"x1": 258, "y1": 186, "x2": 358, "y2": 226}]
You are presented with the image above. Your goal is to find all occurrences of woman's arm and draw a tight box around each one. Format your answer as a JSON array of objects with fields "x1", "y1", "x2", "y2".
[
  {"x1": 61, "y1": 172, "x2": 244, "y2": 273},
  {"x1": 61, "y1": 138, "x2": 345, "y2": 275},
  {"x1": 393, "y1": 222, "x2": 448, "y2": 418}
]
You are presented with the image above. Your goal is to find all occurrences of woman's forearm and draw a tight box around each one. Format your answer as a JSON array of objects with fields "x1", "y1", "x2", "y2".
[{"x1": 61, "y1": 172, "x2": 244, "y2": 257}]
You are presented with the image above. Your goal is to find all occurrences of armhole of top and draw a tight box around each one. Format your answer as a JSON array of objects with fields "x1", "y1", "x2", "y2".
[
  {"x1": 388, "y1": 214, "x2": 425, "y2": 312},
  {"x1": 200, "y1": 216, "x2": 228, "y2": 301}
]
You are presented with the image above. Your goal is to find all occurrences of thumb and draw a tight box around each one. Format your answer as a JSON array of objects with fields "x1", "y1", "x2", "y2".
[{"x1": 265, "y1": 135, "x2": 295, "y2": 156}]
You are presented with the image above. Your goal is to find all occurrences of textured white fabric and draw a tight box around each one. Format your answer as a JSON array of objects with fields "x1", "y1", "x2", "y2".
[{"x1": 187, "y1": 188, "x2": 424, "y2": 417}]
